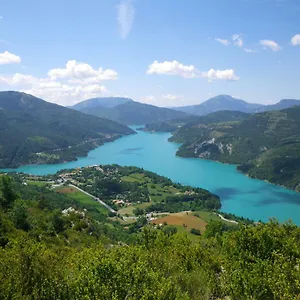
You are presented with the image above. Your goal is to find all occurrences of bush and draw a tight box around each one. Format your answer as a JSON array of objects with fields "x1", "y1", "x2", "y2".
[{"x1": 190, "y1": 228, "x2": 201, "y2": 236}]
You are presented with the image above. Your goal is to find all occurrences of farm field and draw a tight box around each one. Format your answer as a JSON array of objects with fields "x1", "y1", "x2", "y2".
[
  {"x1": 55, "y1": 185, "x2": 109, "y2": 215},
  {"x1": 151, "y1": 212, "x2": 207, "y2": 233},
  {"x1": 118, "y1": 202, "x2": 152, "y2": 216},
  {"x1": 121, "y1": 172, "x2": 182, "y2": 203},
  {"x1": 26, "y1": 180, "x2": 51, "y2": 187}
]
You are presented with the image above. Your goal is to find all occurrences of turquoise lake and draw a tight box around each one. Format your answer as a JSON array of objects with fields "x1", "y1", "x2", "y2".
[{"x1": 2, "y1": 127, "x2": 300, "y2": 225}]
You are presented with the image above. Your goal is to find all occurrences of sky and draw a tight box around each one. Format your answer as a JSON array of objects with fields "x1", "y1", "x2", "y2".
[{"x1": 0, "y1": 0, "x2": 300, "y2": 107}]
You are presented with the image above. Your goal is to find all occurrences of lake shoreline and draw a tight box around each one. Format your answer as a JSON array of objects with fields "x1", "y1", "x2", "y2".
[{"x1": 1, "y1": 127, "x2": 300, "y2": 225}]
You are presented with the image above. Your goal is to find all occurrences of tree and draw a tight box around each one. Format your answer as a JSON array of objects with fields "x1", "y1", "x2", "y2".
[
  {"x1": 163, "y1": 226, "x2": 178, "y2": 235},
  {"x1": 0, "y1": 176, "x2": 17, "y2": 210},
  {"x1": 190, "y1": 228, "x2": 201, "y2": 236},
  {"x1": 9, "y1": 200, "x2": 30, "y2": 231},
  {"x1": 204, "y1": 220, "x2": 228, "y2": 238},
  {"x1": 51, "y1": 211, "x2": 65, "y2": 233},
  {"x1": 133, "y1": 207, "x2": 144, "y2": 216}
]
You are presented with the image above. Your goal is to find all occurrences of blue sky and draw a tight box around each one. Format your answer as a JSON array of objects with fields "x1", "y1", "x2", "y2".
[{"x1": 0, "y1": 0, "x2": 299, "y2": 106}]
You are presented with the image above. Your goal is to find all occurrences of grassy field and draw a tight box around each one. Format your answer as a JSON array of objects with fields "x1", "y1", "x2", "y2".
[
  {"x1": 121, "y1": 173, "x2": 148, "y2": 183},
  {"x1": 27, "y1": 180, "x2": 51, "y2": 187},
  {"x1": 121, "y1": 172, "x2": 182, "y2": 203},
  {"x1": 118, "y1": 202, "x2": 152, "y2": 216},
  {"x1": 55, "y1": 186, "x2": 109, "y2": 215},
  {"x1": 147, "y1": 183, "x2": 181, "y2": 202},
  {"x1": 192, "y1": 210, "x2": 238, "y2": 226}
]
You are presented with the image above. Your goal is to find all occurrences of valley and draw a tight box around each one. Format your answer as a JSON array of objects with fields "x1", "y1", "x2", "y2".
[{"x1": 3, "y1": 124, "x2": 300, "y2": 225}]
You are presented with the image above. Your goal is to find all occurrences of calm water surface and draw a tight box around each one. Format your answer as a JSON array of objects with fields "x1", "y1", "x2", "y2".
[{"x1": 2, "y1": 127, "x2": 300, "y2": 224}]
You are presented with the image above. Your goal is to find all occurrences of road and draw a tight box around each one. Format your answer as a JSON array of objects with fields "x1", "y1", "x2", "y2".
[
  {"x1": 69, "y1": 184, "x2": 116, "y2": 214},
  {"x1": 216, "y1": 213, "x2": 238, "y2": 224}
]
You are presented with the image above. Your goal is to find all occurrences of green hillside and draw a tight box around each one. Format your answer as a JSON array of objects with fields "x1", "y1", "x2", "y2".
[
  {"x1": 78, "y1": 100, "x2": 190, "y2": 125},
  {"x1": 0, "y1": 92, "x2": 134, "y2": 168},
  {"x1": 0, "y1": 170, "x2": 299, "y2": 299},
  {"x1": 143, "y1": 110, "x2": 250, "y2": 132},
  {"x1": 71, "y1": 97, "x2": 133, "y2": 110},
  {"x1": 171, "y1": 107, "x2": 300, "y2": 190}
]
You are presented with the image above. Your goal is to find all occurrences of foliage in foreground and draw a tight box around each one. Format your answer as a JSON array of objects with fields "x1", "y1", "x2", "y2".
[
  {"x1": 0, "y1": 174, "x2": 300, "y2": 299},
  {"x1": 0, "y1": 222, "x2": 299, "y2": 300}
]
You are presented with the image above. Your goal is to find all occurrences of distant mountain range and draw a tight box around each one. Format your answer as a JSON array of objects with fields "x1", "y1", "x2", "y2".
[
  {"x1": 71, "y1": 97, "x2": 189, "y2": 125},
  {"x1": 254, "y1": 99, "x2": 300, "y2": 113},
  {"x1": 0, "y1": 92, "x2": 133, "y2": 168},
  {"x1": 143, "y1": 111, "x2": 250, "y2": 133},
  {"x1": 171, "y1": 95, "x2": 300, "y2": 116},
  {"x1": 71, "y1": 97, "x2": 133, "y2": 110}
]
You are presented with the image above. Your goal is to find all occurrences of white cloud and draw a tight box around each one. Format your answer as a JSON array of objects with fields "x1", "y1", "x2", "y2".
[
  {"x1": 215, "y1": 38, "x2": 230, "y2": 46},
  {"x1": 163, "y1": 94, "x2": 181, "y2": 100},
  {"x1": 147, "y1": 60, "x2": 240, "y2": 81},
  {"x1": 0, "y1": 60, "x2": 117, "y2": 105},
  {"x1": 117, "y1": 0, "x2": 135, "y2": 39},
  {"x1": 244, "y1": 48, "x2": 258, "y2": 53},
  {"x1": 232, "y1": 34, "x2": 243, "y2": 47},
  {"x1": 202, "y1": 69, "x2": 239, "y2": 82},
  {"x1": 260, "y1": 39, "x2": 281, "y2": 51},
  {"x1": 48, "y1": 60, "x2": 118, "y2": 83},
  {"x1": 291, "y1": 34, "x2": 300, "y2": 46},
  {"x1": 147, "y1": 60, "x2": 199, "y2": 78},
  {"x1": 0, "y1": 51, "x2": 21, "y2": 65},
  {"x1": 139, "y1": 95, "x2": 156, "y2": 104},
  {"x1": 0, "y1": 72, "x2": 108, "y2": 105},
  {"x1": 22, "y1": 84, "x2": 107, "y2": 106}
]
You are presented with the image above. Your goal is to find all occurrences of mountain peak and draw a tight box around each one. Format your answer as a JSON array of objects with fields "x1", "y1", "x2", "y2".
[{"x1": 72, "y1": 97, "x2": 134, "y2": 110}]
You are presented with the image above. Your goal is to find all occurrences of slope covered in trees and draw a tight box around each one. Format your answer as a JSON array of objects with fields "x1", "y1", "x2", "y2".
[
  {"x1": 0, "y1": 92, "x2": 134, "y2": 168},
  {"x1": 143, "y1": 110, "x2": 250, "y2": 132},
  {"x1": 71, "y1": 96, "x2": 133, "y2": 110},
  {"x1": 74, "y1": 99, "x2": 190, "y2": 125},
  {"x1": 0, "y1": 173, "x2": 299, "y2": 299},
  {"x1": 170, "y1": 106, "x2": 300, "y2": 190}
]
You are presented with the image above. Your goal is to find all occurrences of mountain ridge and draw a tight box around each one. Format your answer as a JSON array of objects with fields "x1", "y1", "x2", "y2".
[
  {"x1": 170, "y1": 106, "x2": 300, "y2": 190},
  {"x1": 71, "y1": 97, "x2": 133, "y2": 110},
  {"x1": 73, "y1": 99, "x2": 190, "y2": 125},
  {"x1": 0, "y1": 91, "x2": 134, "y2": 168},
  {"x1": 171, "y1": 95, "x2": 300, "y2": 116}
]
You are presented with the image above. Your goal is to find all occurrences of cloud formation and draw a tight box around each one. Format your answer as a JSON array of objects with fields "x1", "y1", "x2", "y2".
[
  {"x1": 291, "y1": 34, "x2": 300, "y2": 46},
  {"x1": 147, "y1": 60, "x2": 199, "y2": 78},
  {"x1": 202, "y1": 69, "x2": 240, "y2": 82},
  {"x1": 163, "y1": 94, "x2": 181, "y2": 100},
  {"x1": 215, "y1": 38, "x2": 230, "y2": 46},
  {"x1": 260, "y1": 39, "x2": 281, "y2": 51},
  {"x1": 117, "y1": 0, "x2": 135, "y2": 39},
  {"x1": 147, "y1": 60, "x2": 239, "y2": 81},
  {"x1": 0, "y1": 51, "x2": 21, "y2": 65},
  {"x1": 0, "y1": 60, "x2": 118, "y2": 105},
  {"x1": 232, "y1": 34, "x2": 244, "y2": 47},
  {"x1": 244, "y1": 48, "x2": 257, "y2": 53},
  {"x1": 48, "y1": 60, "x2": 118, "y2": 84}
]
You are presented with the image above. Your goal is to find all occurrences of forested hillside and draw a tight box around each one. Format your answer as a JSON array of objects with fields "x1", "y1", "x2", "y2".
[
  {"x1": 75, "y1": 99, "x2": 190, "y2": 125},
  {"x1": 71, "y1": 97, "x2": 133, "y2": 110},
  {"x1": 0, "y1": 92, "x2": 133, "y2": 168},
  {"x1": 0, "y1": 172, "x2": 299, "y2": 299},
  {"x1": 170, "y1": 106, "x2": 300, "y2": 190},
  {"x1": 143, "y1": 111, "x2": 250, "y2": 132}
]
